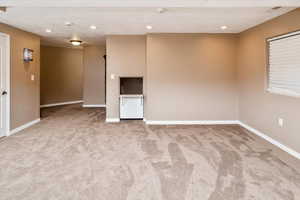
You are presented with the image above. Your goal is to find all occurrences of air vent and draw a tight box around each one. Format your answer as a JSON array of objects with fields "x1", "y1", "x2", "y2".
[
  {"x1": 272, "y1": 6, "x2": 282, "y2": 10},
  {"x1": 0, "y1": 7, "x2": 6, "y2": 13}
]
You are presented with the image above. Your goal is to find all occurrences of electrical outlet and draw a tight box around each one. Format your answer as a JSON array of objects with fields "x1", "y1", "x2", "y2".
[{"x1": 278, "y1": 118, "x2": 284, "y2": 127}]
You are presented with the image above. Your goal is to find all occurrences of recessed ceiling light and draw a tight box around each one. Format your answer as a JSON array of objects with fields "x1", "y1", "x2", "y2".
[
  {"x1": 90, "y1": 25, "x2": 97, "y2": 30},
  {"x1": 146, "y1": 25, "x2": 153, "y2": 30},
  {"x1": 45, "y1": 29, "x2": 52, "y2": 33},
  {"x1": 70, "y1": 40, "x2": 82, "y2": 46},
  {"x1": 221, "y1": 26, "x2": 227, "y2": 30}
]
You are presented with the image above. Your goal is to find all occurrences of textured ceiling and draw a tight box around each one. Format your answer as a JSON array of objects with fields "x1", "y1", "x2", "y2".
[{"x1": 0, "y1": 4, "x2": 297, "y2": 47}]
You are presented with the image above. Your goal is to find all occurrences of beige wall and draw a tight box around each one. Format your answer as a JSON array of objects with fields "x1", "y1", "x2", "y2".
[
  {"x1": 106, "y1": 35, "x2": 146, "y2": 119},
  {"x1": 0, "y1": 23, "x2": 40, "y2": 130},
  {"x1": 106, "y1": 34, "x2": 237, "y2": 121},
  {"x1": 237, "y1": 8, "x2": 300, "y2": 152},
  {"x1": 147, "y1": 34, "x2": 238, "y2": 121},
  {"x1": 40, "y1": 46, "x2": 83, "y2": 105},
  {"x1": 83, "y1": 46, "x2": 106, "y2": 105}
]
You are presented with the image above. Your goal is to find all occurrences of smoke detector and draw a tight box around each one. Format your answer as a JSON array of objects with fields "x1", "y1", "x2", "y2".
[
  {"x1": 157, "y1": 8, "x2": 167, "y2": 14},
  {"x1": 65, "y1": 22, "x2": 74, "y2": 26}
]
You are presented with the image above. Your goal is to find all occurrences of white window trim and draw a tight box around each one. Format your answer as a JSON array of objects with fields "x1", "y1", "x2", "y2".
[
  {"x1": 267, "y1": 30, "x2": 300, "y2": 42},
  {"x1": 267, "y1": 88, "x2": 300, "y2": 98},
  {"x1": 266, "y1": 30, "x2": 300, "y2": 98}
]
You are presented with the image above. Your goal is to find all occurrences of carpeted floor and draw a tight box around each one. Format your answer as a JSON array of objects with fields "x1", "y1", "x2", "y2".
[{"x1": 0, "y1": 104, "x2": 299, "y2": 200}]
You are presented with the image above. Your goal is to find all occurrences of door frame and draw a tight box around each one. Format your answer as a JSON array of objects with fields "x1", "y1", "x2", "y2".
[{"x1": 0, "y1": 32, "x2": 10, "y2": 136}]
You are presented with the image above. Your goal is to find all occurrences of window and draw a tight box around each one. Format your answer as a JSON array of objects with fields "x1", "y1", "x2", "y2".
[{"x1": 267, "y1": 30, "x2": 300, "y2": 97}]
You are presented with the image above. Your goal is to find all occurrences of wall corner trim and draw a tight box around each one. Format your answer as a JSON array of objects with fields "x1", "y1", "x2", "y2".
[
  {"x1": 238, "y1": 121, "x2": 300, "y2": 160},
  {"x1": 82, "y1": 104, "x2": 106, "y2": 108},
  {"x1": 145, "y1": 120, "x2": 239, "y2": 125},
  {"x1": 105, "y1": 118, "x2": 120, "y2": 123},
  {"x1": 40, "y1": 100, "x2": 83, "y2": 108},
  {"x1": 9, "y1": 118, "x2": 40, "y2": 136}
]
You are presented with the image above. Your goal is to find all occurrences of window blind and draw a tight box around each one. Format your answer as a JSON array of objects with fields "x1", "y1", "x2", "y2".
[{"x1": 267, "y1": 31, "x2": 300, "y2": 97}]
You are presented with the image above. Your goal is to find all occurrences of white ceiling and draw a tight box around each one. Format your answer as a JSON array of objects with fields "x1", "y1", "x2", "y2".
[
  {"x1": 0, "y1": 1, "x2": 298, "y2": 47},
  {"x1": 1, "y1": 0, "x2": 300, "y2": 7}
]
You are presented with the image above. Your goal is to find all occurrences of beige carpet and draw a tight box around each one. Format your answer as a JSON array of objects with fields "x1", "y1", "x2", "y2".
[{"x1": 0, "y1": 104, "x2": 299, "y2": 200}]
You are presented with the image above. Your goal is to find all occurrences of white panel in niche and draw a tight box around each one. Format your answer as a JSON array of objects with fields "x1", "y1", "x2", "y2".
[{"x1": 120, "y1": 95, "x2": 143, "y2": 119}]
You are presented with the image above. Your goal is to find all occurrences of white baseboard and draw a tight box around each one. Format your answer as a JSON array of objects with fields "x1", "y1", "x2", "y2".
[
  {"x1": 82, "y1": 104, "x2": 106, "y2": 108},
  {"x1": 145, "y1": 120, "x2": 239, "y2": 125},
  {"x1": 238, "y1": 121, "x2": 300, "y2": 159},
  {"x1": 40, "y1": 100, "x2": 83, "y2": 108},
  {"x1": 9, "y1": 118, "x2": 40, "y2": 136},
  {"x1": 105, "y1": 118, "x2": 120, "y2": 123},
  {"x1": 144, "y1": 119, "x2": 299, "y2": 159}
]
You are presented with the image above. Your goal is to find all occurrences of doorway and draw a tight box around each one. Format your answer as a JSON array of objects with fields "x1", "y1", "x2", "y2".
[{"x1": 0, "y1": 33, "x2": 10, "y2": 137}]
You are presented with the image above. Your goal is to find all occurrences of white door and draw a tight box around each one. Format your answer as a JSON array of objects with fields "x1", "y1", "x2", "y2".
[
  {"x1": 120, "y1": 96, "x2": 144, "y2": 119},
  {"x1": 0, "y1": 33, "x2": 9, "y2": 137}
]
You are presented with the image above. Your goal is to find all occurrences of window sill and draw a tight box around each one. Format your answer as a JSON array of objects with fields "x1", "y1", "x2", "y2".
[{"x1": 267, "y1": 88, "x2": 300, "y2": 98}]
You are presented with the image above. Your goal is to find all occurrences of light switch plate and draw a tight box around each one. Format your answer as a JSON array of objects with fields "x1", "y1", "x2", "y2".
[
  {"x1": 278, "y1": 118, "x2": 284, "y2": 127},
  {"x1": 31, "y1": 74, "x2": 35, "y2": 81}
]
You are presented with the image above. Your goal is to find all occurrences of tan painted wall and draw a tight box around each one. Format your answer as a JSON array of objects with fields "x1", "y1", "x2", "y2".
[
  {"x1": 0, "y1": 23, "x2": 40, "y2": 130},
  {"x1": 83, "y1": 46, "x2": 106, "y2": 105},
  {"x1": 147, "y1": 34, "x2": 238, "y2": 121},
  {"x1": 237, "y1": 8, "x2": 300, "y2": 152},
  {"x1": 40, "y1": 46, "x2": 83, "y2": 105},
  {"x1": 106, "y1": 35, "x2": 146, "y2": 119}
]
